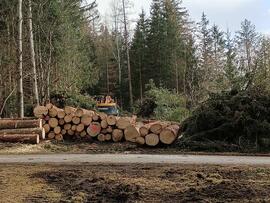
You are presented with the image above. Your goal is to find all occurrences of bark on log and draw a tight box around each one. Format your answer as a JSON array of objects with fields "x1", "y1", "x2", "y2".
[
  {"x1": 145, "y1": 133, "x2": 159, "y2": 146},
  {"x1": 0, "y1": 134, "x2": 39, "y2": 144},
  {"x1": 81, "y1": 114, "x2": 92, "y2": 126},
  {"x1": 0, "y1": 119, "x2": 42, "y2": 129},
  {"x1": 34, "y1": 106, "x2": 48, "y2": 118},
  {"x1": 0, "y1": 127, "x2": 45, "y2": 140},
  {"x1": 112, "y1": 129, "x2": 123, "y2": 142},
  {"x1": 107, "y1": 115, "x2": 117, "y2": 126},
  {"x1": 160, "y1": 125, "x2": 180, "y2": 145},
  {"x1": 48, "y1": 118, "x2": 58, "y2": 128},
  {"x1": 136, "y1": 137, "x2": 145, "y2": 145},
  {"x1": 87, "y1": 122, "x2": 101, "y2": 137}
]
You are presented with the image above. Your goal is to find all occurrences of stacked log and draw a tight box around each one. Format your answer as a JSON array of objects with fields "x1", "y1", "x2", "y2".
[
  {"x1": 33, "y1": 104, "x2": 180, "y2": 146},
  {"x1": 0, "y1": 118, "x2": 44, "y2": 144}
]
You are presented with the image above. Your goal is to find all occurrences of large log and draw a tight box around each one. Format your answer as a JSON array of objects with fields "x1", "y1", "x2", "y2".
[
  {"x1": 0, "y1": 119, "x2": 42, "y2": 129},
  {"x1": 145, "y1": 133, "x2": 159, "y2": 146},
  {"x1": 33, "y1": 106, "x2": 48, "y2": 118},
  {"x1": 81, "y1": 114, "x2": 92, "y2": 126},
  {"x1": 48, "y1": 118, "x2": 58, "y2": 128},
  {"x1": 112, "y1": 129, "x2": 123, "y2": 142},
  {"x1": 107, "y1": 115, "x2": 117, "y2": 126},
  {"x1": 150, "y1": 122, "x2": 170, "y2": 134},
  {"x1": 0, "y1": 127, "x2": 45, "y2": 140},
  {"x1": 0, "y1": 134, "x2": 39, "y2": 144},
  {"x1": 116, "y1": 117, "x2": 131, "y2": 130},
  {"x1": 160, "y1": 125, "x2": 180, "y2": 145},
  {"x1": 87, "y1": 122, "x2": 101, "y2": 137},
  {"x1": 124, "y1": 125, "x2": 141, "y2": 143},
  {"x1": 136, "y1": 137, "x2": 145, "y2": 145}
]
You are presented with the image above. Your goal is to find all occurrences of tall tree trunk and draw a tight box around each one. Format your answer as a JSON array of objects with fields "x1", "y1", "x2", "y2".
[
  {"x1": 122, "y1": 0, "x2": 133, "y2": 108},
  {"x1": 18, "y1": 0, "x2": 24, "y2": 118},
  {"x1": 28, "y1": 0, "x2": 39, "y2": 105},
  {"x1": 47, "y1": 31, "x2": 52, "y2": 101}
]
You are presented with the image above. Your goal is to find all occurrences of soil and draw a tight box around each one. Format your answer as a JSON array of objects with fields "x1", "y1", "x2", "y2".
[{"x1": 0, "y1": 164, "x2": 270, "y2": 202}]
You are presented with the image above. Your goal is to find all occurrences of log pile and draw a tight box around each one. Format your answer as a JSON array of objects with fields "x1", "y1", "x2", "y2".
[
  {"x1": 33, "y1": 104, "x2": 181, "y2": 146},
  {"x1": 0, "y1": 118, "x2": 44, "y2": 144}
]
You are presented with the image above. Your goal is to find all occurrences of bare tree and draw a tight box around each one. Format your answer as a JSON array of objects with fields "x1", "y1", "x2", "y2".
[
  {"x1": 122, "y1": 0, "x2": 133, "y2": 107},
  {"x1": 18, "y1": 0, "x2": 24, "y2": 118},
  {"x1": 28, "y1": 0, "x2": 39, "y2": 105}
]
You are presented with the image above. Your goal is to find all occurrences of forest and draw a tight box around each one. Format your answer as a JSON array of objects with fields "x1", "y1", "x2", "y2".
[{"x1": 0, "y1": 0, "x2": 270, "y2": 121}]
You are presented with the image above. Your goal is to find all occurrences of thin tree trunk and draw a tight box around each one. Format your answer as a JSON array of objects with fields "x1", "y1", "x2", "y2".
[
  {"x1": 47, "y1": 31, "x2": 52, "y2": 101},
  {"x1": 18, "y1": 0, "x2": 24, "y2": 118},
  {"x1": 122, "y1": 0, "x2": 133, "y2": 107},
  {"x1": 28, "y1": 0, "x2": 39, "y2": 105}
]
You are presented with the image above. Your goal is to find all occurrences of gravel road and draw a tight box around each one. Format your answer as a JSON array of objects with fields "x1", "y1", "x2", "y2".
[{"x1": 0, "y1": 154, "x2": 269, "y2": 165}]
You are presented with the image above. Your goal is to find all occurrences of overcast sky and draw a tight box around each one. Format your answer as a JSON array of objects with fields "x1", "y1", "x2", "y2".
[{"x1": 94, "y1": 0, "x2": 270, "y2": 34}]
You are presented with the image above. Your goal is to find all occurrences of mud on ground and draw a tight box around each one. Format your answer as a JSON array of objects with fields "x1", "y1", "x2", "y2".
[{"x1": 0, "y1": 164, "x2": 270, "y2": 202}]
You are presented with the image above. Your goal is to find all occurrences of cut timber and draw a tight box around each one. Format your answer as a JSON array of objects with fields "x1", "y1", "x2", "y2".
[
  {"x1": 55, "y1": 134, "x2": 63, "y2": 141},
  {"x1": 48, "y1": 118, "x2": 58, "y2": 128},
  {"x1": 97, "y1": 134, "x2": 105, "y2": 142},
  {"x1": 61, "y1": 129, "x2": 67, "y2": 135},
  {"x1": 160, "y1": 125, "x2": 180, "y2": 145},
  {"x1": 87, "y1": 122, "x2": 101, "y2": 137},
  {"x1": 107, "y1": 126, "x2": 113, "y2": 133},
  {"x1": 48, "y1": 132, "x2": 55, "y2": 139},
  {"x1": 54, "y1": 126, "x2": 61, "y2": 134},
  {"x1": 145, "y1": 134, "x2": 159, "y2": 146},
  {"x1": 139, "y1": 124, "x2": 152, "y2": 137},
  {"x1": 92, "y1": 114, "x2": 100, "y2": 121},
  {"x1": 0, "y1": 134, "x2": 39, "y2": 144},
  {"x1": 45, "y1": 103, "x2": 53, "y2": 110},
  {"x1": 105, "y1": 134, "x2": 112, "y2": 141},
  {"x1": 116, "y1": 117, "x2": 131, "y2": 130},
  {"x1": 99, "y1": 112, "x2": 107, "y2": 120},
  {"x1": 57, "y1": 109, "x2": 66, "y2": 119},
  {"x1": 81, "y1": 114, "x2": 92, "y2": 126},
  {"x1": 101, "y1": 120, "x2": 108, "y2": 129},
  {"x1": 71, "y1": 125, "x2": 77, "y2": 131},
  {"x1": 124, "y1": 124, "x2": 142, "y2": 143},
  {"x1": 58, "y1": 118, "x2": 65, "y2": 126},
  {"x1": 76, "y1": 123, "x2": 85, "y2": 133},
  {"x1": 33, "y1": 106, "x2": 48, "y2": 118},
  {"x1": 43, "y1": 124, "x2": 50, "y2": 134},
  {"x1": 72, "y1": 116, "x2": 80, "y2": 125},
  {"x1": 64, "y1": 106, "x2": 76, "y2": 115},
  {"x1": 0, "y1": 127, "x2": 45, "y2": 140},
  {"x1": 0, "y1": 119, "x2": 42, "y2": 129},
  {"x1": 101, "y1": 129, "x2": 107, "y2": 134},
  {"x1": 136, "y1": 137, "x2": 145, "y2": 145},
  {"x1": 64, "y1": 123, "x2": 72, "y2": 130},
  {"x1": 67, "y1": 129, "x2": 75, "y2": 136},
  {"x1": 64, "y1": 114, "x2": 73, "y2": 123},
  {"x1": 75, "y1": 108, "x2": 84, "y2": 117},
  {"x1": 107, "y1": 115, "x2": 117, "y2": 126},
  {"x1": 48, "y1": 106, "x2": 58, "y2": 117},
  {"x1": 150, "y1": 122, "x2": 169, "y2": 134},
  {"x1": 112, "y1": 129, "x2": 123, "y2": 142},
  {"x1": 80, "y1": 131, "x2": 87, "y2": 137}
]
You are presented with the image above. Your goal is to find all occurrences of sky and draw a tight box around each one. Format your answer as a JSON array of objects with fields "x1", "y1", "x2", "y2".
[{"x1": 94, "y1": 0, "x2": 270, "y2": 34}]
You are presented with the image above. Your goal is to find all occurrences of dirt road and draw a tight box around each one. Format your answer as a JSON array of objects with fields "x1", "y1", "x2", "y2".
[{"x1": 0, "y1": 154, "x2": 270, "y2": 165}]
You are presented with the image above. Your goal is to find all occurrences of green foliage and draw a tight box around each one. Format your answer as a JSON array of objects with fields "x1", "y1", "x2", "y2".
[{"x1": 144, "y1": 80, "x2": 190, "y2": 122}]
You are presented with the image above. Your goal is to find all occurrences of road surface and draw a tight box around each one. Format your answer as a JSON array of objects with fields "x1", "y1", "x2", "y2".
[{"x1": 0, "y1": 154, "x2": 269, "y2": 165}]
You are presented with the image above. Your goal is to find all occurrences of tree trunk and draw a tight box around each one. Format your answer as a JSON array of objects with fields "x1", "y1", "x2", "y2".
[
  {"x1": 18, "y1": 0, "x2": 24, "y2": 118},
  {"x1": 0, "y1": 134, "x2": 39, "y2": 144},
  {"x1": 28, "y1": 0, "x2": 39, "y2": 105},
  {"x1": 0, "y1": 119, "x2": 42, "y2": 129}
]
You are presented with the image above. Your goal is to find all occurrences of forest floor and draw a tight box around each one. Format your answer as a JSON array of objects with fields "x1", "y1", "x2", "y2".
[{"x1": 0, "y1": 164, "x2": 270, "y2": 202}]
